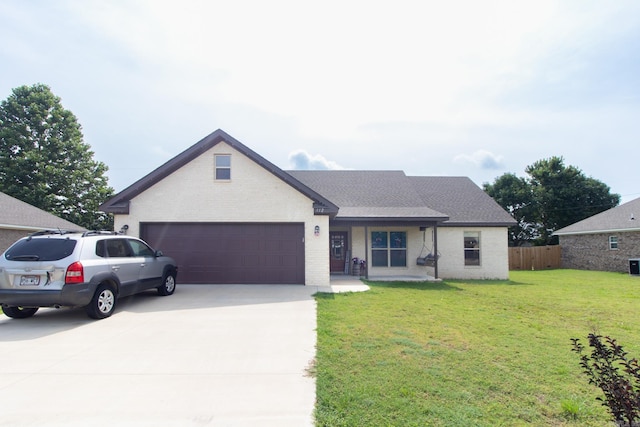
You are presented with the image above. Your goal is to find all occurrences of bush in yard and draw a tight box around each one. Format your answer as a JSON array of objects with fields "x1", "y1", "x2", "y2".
[{"x1": 571, "y1": 334, "x2": 640, "y2": 426}]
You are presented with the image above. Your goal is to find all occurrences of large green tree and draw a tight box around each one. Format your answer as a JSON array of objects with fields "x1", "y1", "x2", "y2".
[
  {"x1": 0, "y1": 84, "x2": 114, "y2": 230},
  {"x1": 484, "y1": 156, "x2": 620, "y2": 246}
]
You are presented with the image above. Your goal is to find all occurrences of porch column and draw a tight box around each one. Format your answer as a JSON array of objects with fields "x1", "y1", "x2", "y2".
[
  {"x1": 364, "y1": 225, "x2": 369, "y2": 279},
  {"x1": 433, "y1": 224, "x2": 439, "y2": 279}
]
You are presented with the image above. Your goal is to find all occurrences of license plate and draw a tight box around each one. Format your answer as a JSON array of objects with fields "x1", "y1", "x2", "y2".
[{"x1": 20, "y1": 275, "x2": 40, "y2": 286}]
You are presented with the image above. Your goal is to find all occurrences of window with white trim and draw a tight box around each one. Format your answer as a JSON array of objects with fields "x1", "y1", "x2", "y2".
[
  {"x1": 214, "y1": 154, "x2": 231, "y2": 180},
  {"x1": 464, "y1": 231, "x2": 480, "y2": 266},
  {"x1": 371, "y1": 231, "x2": 407, "y2": 267},
  {"x1": 609, "y1": 236, "x2": 618, "y2": 250}
]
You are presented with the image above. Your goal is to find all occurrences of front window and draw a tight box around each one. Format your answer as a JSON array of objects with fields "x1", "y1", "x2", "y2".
[
  {"x1": 215, "y1": 154, "x2": 231, "y2": 180},
  {"x1": 371, "y1": 231, "x2": 407, "y2": 267},
  {"x1": 464, "y1": 231, "x2": 480, "y2": 266},
  {"x1": 609, "y1": 236, "x2": 618, "y2": 250},
  {"x1": 128, "y1": 239, "x2": 156, "y2": 257}
]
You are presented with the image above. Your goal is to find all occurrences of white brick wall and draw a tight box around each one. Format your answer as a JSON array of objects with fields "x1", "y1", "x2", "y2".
[
  {"x1": 435, "y1": 227, "x2": 510, "y2": 280},
  {"x1": 113, "y1": 142, "x2": 331, "y2": 286}
]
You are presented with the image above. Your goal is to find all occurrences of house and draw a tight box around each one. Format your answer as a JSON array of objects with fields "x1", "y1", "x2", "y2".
[
  {"x1": 99, "y1": 129, "x2": 516, "y2": 286},
  {"x1": 554, "y1": 197, "x2": 640, "y2": 273},
  {"x1": 0, "y1": 191, "x2": 86, "y2": 252}
]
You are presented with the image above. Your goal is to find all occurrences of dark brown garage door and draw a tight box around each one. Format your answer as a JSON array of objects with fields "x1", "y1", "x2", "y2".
[{"x1": 140, "y1": 223, "x2": 305, "y2": 284}]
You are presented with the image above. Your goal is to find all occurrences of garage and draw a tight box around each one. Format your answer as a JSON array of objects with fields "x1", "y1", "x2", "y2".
[{"x1": 140, "y1": 223, "x2": 305, "y2": 284}]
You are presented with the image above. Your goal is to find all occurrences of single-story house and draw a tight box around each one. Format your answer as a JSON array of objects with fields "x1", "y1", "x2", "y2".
[
  {"x1": 99, "y1": 129, "x2": 516, "y2": 286},
  {"x1": 0, "y1": 191, "x2": 86, "y2": 252},
  {"x1": 554, "y1": 197, "x2": 640, "y2": 273}
]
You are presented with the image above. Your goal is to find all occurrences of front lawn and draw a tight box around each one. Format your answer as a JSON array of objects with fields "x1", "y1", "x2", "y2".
[{"x1": 315, "y1": 270, "x2": 640, "y2": 426}]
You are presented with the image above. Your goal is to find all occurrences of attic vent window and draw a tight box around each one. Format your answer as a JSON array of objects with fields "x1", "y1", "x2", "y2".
[{"x1": 214, "y1": 154, "x2": 231, "y2": 180}]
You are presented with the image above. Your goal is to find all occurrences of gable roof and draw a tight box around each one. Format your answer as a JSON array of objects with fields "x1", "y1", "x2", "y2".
[
  {"x1": 554, "y1": 197, "x2": 640, "y2": 235},
  {"x1": 99, "y1": 129, "x2": 339, "y2": 215},
  {"x1": 0, "y1": 192, "x2": 85, "y2": 232},
  {"x1": 99, "y1": 129, "x2": 515, "y2": 227}
]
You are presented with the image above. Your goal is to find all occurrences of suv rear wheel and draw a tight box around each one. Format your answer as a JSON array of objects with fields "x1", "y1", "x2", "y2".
[
  {"x1": 3, "y1": 306, "x2": 39, "y2": 319},
  {"x1": 86, "y1": 284, "x2": 117, "y2": 319},
  {"x1": 157, "y1": 272, "x2": 176, "y2": 296}
]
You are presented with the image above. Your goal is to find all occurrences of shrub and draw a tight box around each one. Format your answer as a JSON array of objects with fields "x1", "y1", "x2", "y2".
[{"x1": 571, "y1": 334, "x2": 640, "y2": 426}]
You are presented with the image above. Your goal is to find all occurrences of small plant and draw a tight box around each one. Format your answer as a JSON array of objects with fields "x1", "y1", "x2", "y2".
[
  {"x1": 560, "y1": 398, "x2": 581, "y2": 420},
  {"x1": 571, "y1": 334, "x2": 640, "y2": 426}
]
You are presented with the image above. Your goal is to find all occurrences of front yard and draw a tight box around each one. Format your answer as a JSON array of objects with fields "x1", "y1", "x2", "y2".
[{"x1": 314, "y1": 270, "x2": 640, "y2": 426}]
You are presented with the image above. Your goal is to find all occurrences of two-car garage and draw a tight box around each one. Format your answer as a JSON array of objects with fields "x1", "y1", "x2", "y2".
[{"x1": 141, "y1": 223, "x2": 305, "y2": 285}]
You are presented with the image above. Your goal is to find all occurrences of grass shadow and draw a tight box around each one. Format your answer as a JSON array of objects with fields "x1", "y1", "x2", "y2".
[
  {"x1": 363, "y1": 280, "x2": 464, "y2": 291},
  {"x1": 445, "y1": 279, "x2": 533, "y2": 286}
]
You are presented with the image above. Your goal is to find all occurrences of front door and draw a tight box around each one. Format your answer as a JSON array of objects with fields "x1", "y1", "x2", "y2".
[{"x1": 330, "y1": 232, "x2": 348, "y2": 273}]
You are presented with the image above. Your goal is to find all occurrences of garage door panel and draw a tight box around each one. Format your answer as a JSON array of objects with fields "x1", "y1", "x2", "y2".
[{"x1": 141, "y1": 223, "x2": 304, "y2": 284}]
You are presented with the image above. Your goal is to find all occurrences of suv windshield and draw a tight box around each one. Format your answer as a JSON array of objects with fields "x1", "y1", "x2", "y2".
[{"x1": 5, "y1": 238, "x2": 77, "y2": 261}]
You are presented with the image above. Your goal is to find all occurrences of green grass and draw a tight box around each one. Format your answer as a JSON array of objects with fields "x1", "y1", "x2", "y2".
[{"x1": 314, "y1": 270, "x2": 640, "y2": 426}]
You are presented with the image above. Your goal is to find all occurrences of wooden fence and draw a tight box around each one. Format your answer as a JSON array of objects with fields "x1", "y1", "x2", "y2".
[{"x1": 509, "y1": 245, "x2": 562, "y2": 271}]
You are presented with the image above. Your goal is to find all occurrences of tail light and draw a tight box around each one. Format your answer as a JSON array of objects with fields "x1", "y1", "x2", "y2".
[{"x1": 65, "y1": 261, "x2": 84, "y2": 284}]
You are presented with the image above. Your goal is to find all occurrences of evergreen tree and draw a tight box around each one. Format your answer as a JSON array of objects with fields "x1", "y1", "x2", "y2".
[{"x1": 0, "y1": 84, "x2": 114, "y2": 230}]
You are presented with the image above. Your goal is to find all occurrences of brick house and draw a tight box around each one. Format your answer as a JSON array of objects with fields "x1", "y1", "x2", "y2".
[
  {"x1": 99, "y1": 129, "x2": 515, "y2": 286},
  {"x1": 554, "y1": 197, "x2": 640, "y2": 273}
]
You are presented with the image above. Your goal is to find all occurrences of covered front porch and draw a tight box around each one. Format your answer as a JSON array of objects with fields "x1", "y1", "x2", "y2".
[{"x1": 329, "y1": 220, "x2": 444, "y2": 281}]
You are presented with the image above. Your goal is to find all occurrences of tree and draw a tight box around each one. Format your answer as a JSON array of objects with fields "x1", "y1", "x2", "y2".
[
  {"x1": 482, "y1": 173, "x2": 538, "y2": 246},
  {"x1": 0, "y1": 84, "x2": 114, "y2": 230},
  {"x1": 484, "y1": 156, "x2": 620, "y2": 246}
]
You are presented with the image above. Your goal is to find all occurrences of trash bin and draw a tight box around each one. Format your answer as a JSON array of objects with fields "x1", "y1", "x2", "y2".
[{"x1": 630, "y1": 259, "x2": 640, "y2": 276}]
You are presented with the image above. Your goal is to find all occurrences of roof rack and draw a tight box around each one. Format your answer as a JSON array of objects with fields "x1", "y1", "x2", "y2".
[
  {"x1": 81, "y1": 230, "x2": 119, "y2": 237},
  {"x1": 29, "y1": 229, "x2": 83, "y2": 237}
]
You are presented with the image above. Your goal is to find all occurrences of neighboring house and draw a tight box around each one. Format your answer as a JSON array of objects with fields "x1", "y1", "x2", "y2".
[
  {"x1": 0, "y1": 191, "x2": 86, "y2": 252},
  {"x1": 554, "y1": 197, "x2": 640, "y2": 273},
  {"x1": 99, "y1": 129, "x2": 516, "y2": 286}
]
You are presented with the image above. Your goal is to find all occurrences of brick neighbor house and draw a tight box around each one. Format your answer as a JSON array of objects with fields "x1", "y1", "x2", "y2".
[
  {"x1": 0, "y1": 192, "x2": 85, "y2": 252},
  {"x1": 554, "y1": 197, "x2": 640, "y2": 273}
]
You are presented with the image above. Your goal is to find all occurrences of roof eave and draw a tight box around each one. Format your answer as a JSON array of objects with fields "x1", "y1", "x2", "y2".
[{"x1": 554, "y1": 226, "x2": 640, "y2": 236}]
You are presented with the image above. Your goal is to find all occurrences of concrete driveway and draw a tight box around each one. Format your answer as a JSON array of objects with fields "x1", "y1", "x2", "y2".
[{"x1": 0, "y1": 284, "x2": 319, "y2": 427}]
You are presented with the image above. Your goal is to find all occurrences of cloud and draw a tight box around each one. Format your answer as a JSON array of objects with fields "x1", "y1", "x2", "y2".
[
  {"x1": 288, "y1": 150, "x2": 346, "y2": 170},
  {"x1": 454, "y1": 150, "x2": 505, "y2": 170}
]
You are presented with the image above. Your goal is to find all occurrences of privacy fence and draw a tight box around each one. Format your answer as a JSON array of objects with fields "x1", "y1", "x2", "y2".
[{"x1": 508, "y1": 245, "x2": 562, "y2": 271}]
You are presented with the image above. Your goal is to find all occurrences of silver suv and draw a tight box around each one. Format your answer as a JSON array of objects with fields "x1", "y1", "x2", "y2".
[{"x1": 0, "y1": 230, "x2": 178, "y2": 319}]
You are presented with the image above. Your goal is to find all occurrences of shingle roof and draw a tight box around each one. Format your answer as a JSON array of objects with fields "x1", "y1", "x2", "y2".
[
  {"x1": 554, "y1": 197, "x2": 640, "y2": 235},
  {"x1": 289, "y1": 171, "x2": 516, "y2": 226},
  {"x1": 99, "y1": 129, "x2": 515, "y2": 227},
  {"x1": 287, "y1": 170, "x2": 447, "y2": 221},
  {"x1": 0, "y1": 192, "x2": 84, "y2": 231},
  {"x1": 409, "y1": 176, "x2": 517, "y2": 226}
]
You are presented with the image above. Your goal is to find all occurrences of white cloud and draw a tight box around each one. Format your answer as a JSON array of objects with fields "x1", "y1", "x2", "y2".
[
  {"x1": 454, "y1": 150, "x2": 505, "y2": 170},
  {"x1": 288, "y1": 150, "x2": 346, "y2": 170}
]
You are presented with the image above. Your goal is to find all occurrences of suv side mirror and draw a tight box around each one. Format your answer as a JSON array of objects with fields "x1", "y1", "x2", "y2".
[{"x1": 155, "y1": 250, "x2": 164, "y2": 257}]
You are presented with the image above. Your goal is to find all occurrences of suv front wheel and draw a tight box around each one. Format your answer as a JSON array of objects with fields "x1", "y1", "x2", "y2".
[
  {"x1": 86, "y1": 284, "x2": 117, "y2": 319},
  {"x1": 3, "y1": 306, "x2": 39, "y2": 319},
  {"x1": 157, "y1": 271, "x2": 176, "y2": 296}
]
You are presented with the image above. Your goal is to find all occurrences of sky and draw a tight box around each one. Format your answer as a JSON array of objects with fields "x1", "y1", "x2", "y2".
[{"x1": 1, "y1": 0, "x2": 639, "y2": 204}]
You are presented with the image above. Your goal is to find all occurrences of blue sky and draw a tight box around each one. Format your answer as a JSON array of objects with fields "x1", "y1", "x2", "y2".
[{"x1": 1, "y1": 0, "x2": 639, "y2": 203}]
